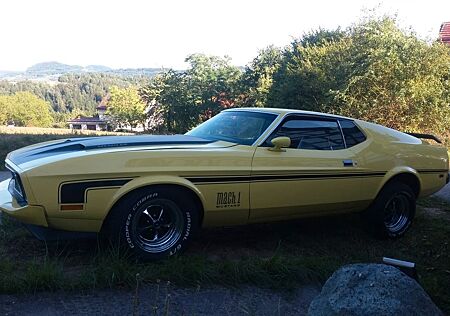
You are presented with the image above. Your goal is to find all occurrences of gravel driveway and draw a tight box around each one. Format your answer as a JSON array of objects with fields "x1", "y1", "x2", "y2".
[
  {"x1": 0, "y1": 284, "x2": 320, "y2": 316},
  {"x1": 433, "y1": 181, "x2": 450, "y2": 202}
]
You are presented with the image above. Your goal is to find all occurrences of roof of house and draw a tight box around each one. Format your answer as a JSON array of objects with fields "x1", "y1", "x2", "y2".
[
  {"x1": 96, "y1": 105, "x2": 107, "y2": 111},
  {"x1": 439, "y1": 22, "x2": 450, "y2": 43}
]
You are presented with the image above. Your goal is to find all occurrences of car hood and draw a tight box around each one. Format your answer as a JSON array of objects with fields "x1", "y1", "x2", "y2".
[{"x1": 7, "y1": 135, "x2": 219, "y2": 166}]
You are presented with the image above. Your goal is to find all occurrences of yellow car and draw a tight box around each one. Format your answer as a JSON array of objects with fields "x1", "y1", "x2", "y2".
[{"x1": 1, "y1": 108, "x2": 448, "y2": 260}]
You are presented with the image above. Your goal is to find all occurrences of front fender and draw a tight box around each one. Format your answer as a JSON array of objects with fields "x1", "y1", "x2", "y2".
[{"x1": 105, "y1": 175, "x2": 206, "y2": 216}]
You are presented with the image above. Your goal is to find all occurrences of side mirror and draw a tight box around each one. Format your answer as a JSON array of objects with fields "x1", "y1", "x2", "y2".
[{"x1": 269, "y1": 136, "x2": 291, "y2": 152}]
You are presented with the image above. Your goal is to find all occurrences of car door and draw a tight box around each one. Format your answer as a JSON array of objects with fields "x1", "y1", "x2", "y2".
[{"x1": 249, "y1": 115, "x2": 365, "y2": 222}]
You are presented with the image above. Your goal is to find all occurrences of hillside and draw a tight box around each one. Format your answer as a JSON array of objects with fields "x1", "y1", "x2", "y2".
[
  {"x1": 26, "y1": 62, "x2": 83, "y2": 77},
  {"x1": 0, "y1": 62, "x2": 166, "y2": 81},
  {"x1": 0, "y1": 72, "x2": 152, "y2": 115}
]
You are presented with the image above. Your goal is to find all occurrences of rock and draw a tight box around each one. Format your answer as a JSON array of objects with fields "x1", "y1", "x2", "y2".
[{"x1": 308, "y1": 263, "x2": 443, "y2": 316}]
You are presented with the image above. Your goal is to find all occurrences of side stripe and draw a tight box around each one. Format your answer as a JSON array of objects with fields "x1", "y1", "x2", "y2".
[
  {"x1": 57, "y1": 169, "x2": 447, "y2": 203},
  {"x1": 60, "y1": 179, "x2": 132, "y2": 203},
  {"x1": 417, "y1": 169, "x2": 448, "y2": 174},
  {"x1": 186, "y1": 169, "x2": 449, "y2": 184},
  {"x1": 186, "y1": 172, "x2": 386, "y2": 184}
]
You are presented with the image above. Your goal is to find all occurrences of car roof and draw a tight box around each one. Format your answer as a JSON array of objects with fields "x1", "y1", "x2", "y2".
[{"x1": 223, "y1": 107, "x2": 351, "y2": 120}]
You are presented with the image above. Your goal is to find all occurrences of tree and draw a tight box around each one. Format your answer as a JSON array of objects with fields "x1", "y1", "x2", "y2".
[
  {"x1": 333, "y1": 18, "x2": 450, "y2": 133},
  {"x1": 268, "y1": 28, "x2": 348, "y2": 111},
  {"x1": 268, "y1": 16, "x2": 450, "y2": 135},
  {"x1": 0, "y1": 95, "x2": 9, "y2": 125},
  {"x1": 240, "y1": 45, "x2": 283, "y2": 107},
  {"x1": 145, "y1": 100, "x2": 165, "y2": 133},
  {"x1": 140, "y1": 54, "x2": 243, "y2": 133},
  {"x1": 106, "y1": 86, "x2": 147, "y2": 130},
  {"x1": 140, "y1": 71, "x2": 193, "y2": 133},
  {"x1": 0, "y1": 73, "x2": 150, "y2": 115},
  {"x1": 0, "y1": 92, "x2": 53, "y2": 127}
]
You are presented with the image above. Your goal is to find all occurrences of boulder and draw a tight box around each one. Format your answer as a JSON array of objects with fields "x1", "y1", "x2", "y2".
[{"x1": 308, "y1": 263, "x2": 442, "y2": 316}]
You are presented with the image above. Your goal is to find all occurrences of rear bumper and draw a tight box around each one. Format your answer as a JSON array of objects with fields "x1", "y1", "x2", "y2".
[{"x1": 0, "y1": 179, "x2": 48, "y2": 227}]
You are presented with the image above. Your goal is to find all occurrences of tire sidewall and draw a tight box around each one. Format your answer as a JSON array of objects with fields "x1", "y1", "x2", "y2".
[
  {"x1": 113, "y1": 187, "x2": 198, "y2": 260},
  {"x1": 366, "y1": 182, "x2": 416, "y2": 239},
  {"x1": 383, "y1": 189, "x2": 414, "y2": 238}
]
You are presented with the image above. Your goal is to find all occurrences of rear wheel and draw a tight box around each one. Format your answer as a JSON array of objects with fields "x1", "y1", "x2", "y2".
[
  {"x1": 105, "y1": 186, "x2": 199, "y2": 260},
  {"x1": 363, "y1": 181, "x2": 416, "y2": 238}
]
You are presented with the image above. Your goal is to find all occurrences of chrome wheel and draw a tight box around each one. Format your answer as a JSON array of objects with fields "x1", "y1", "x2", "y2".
[
  {"x1": 131, "y1": 199, "x2": 184, "y2": 253},
  {"x1": 383, "y1": 193, "x2": 411, "y2": 234}
]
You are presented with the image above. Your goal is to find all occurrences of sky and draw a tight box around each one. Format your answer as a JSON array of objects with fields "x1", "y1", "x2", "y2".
[{"x1": 0, "y1": 0, "x2": 449, "y2": 71}]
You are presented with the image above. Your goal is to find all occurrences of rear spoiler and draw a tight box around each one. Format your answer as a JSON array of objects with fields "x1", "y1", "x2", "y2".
[{"x1": 406, "y1": 132, "x2": 442, "y2": 144}]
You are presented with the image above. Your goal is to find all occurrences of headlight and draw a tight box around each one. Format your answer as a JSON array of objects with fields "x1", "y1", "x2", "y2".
[{"x1": 5, "y1": 164, "x2": 27, "y2": 206}]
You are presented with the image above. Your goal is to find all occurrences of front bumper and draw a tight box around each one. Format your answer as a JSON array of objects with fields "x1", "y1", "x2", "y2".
[{"x1": 0, "y1": 179, "x2": 48, "y2": 227}]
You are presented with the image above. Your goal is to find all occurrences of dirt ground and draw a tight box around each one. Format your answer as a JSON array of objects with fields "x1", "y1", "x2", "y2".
[{"x1": 0, "y1": 284, "x2": 320, "y2": 316}]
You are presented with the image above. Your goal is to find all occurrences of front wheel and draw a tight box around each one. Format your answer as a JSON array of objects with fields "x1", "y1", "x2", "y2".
[
  {"x1": 363, "y1": 181, "x2": 416, "y2": 238},
  {"x1": 105, "y1": 186, "x2": 199, "y2": 261}
]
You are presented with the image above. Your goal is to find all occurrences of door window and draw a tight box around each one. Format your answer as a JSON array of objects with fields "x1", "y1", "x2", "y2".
[{"x1": 265, "y1": 117, "x2": 345, "y2": 150}]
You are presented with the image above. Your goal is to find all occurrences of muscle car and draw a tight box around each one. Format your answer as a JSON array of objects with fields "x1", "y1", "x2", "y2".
[{"x1": 0, "y1": 108, "x2": 448, "y2": 260}]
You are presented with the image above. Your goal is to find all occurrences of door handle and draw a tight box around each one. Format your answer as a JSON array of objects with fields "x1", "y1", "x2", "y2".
[{"x1": 343, "y1": 159, "x2": 355, "y2": 167}]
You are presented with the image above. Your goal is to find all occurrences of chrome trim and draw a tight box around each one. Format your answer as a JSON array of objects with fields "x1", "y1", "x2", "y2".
[
  {"x1": 252, "y1": 113, "x2": 284, "y2": 146},
  {"x1": 336, "y1": 119, "x2": 347, "y2": 148},
  {"x1": 257, "y1": 113, "x2": 347, "y2": 148},
  {"x1": 223, "y1": 108, "x2": 284, "y2": 115},
  {"x1": 5, "y1": 159, "x2": 21, "y2": 172}
]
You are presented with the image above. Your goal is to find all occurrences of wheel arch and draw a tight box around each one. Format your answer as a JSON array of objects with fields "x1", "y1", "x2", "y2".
[
  {"x1": 100, "y1": 176, "x2": 206, "y2": 232},
  {"x1": 377, "y1": 167, "x2": 421, "y2": 198}
]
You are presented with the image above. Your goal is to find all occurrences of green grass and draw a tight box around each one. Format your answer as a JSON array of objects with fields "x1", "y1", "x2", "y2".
[{"x1": 0, "y1": 198, "x2": 449, "y2": 313}]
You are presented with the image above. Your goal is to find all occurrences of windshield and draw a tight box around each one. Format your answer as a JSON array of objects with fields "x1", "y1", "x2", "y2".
[{"x1": 186, "y1": 111, "x2": 277, "y2": 145}]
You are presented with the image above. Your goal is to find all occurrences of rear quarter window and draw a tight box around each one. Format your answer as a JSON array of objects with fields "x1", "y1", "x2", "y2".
[{"x1": 339, "y1": 120, "x2": 366, "y2": 147}]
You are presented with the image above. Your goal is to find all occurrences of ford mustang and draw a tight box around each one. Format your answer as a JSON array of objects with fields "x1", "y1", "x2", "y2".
[{"x1": 0, "y1": 108, "x2": 448, "y2": 260}]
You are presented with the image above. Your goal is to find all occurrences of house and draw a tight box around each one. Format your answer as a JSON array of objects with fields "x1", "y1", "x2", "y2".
[
  {"x1": 439, "y1": 22, "x2": 450, "y2": 45},
  {"x1": 68, "y1": 95, "x2": 149, "y2": 132},
  {"x1": 68, "y1": 104, "x2": 109, "y2": 131},
  {"x1": 97, "y1": 104, "x2": 107, "y2": 120}
]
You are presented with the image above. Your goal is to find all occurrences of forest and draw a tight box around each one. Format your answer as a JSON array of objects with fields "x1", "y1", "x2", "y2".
[{"x1": 1, "y1": 16, "x2": 450, "y2": 140}]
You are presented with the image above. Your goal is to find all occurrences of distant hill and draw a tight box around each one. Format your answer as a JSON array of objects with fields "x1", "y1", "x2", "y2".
[
  {"x1": 0, "y1": 62, "x2": 167, "y2": 81},
  {"x1": 85, "y1": 65, "x2": 112, "y2": 72},
  {"x1": 26, "y1": 61, "x2": 84, "y2": 76},
  {"x1": 0, "y1": 70, "x2": 21, "y2": 78},
  {"x1": 107, "y1": 68, "x2": 165, "y2": 77}
]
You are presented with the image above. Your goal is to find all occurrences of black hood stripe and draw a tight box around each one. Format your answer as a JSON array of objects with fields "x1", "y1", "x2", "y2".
[{"x1": 10, "y1": 135, "x2": 213, "y2": 165}]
